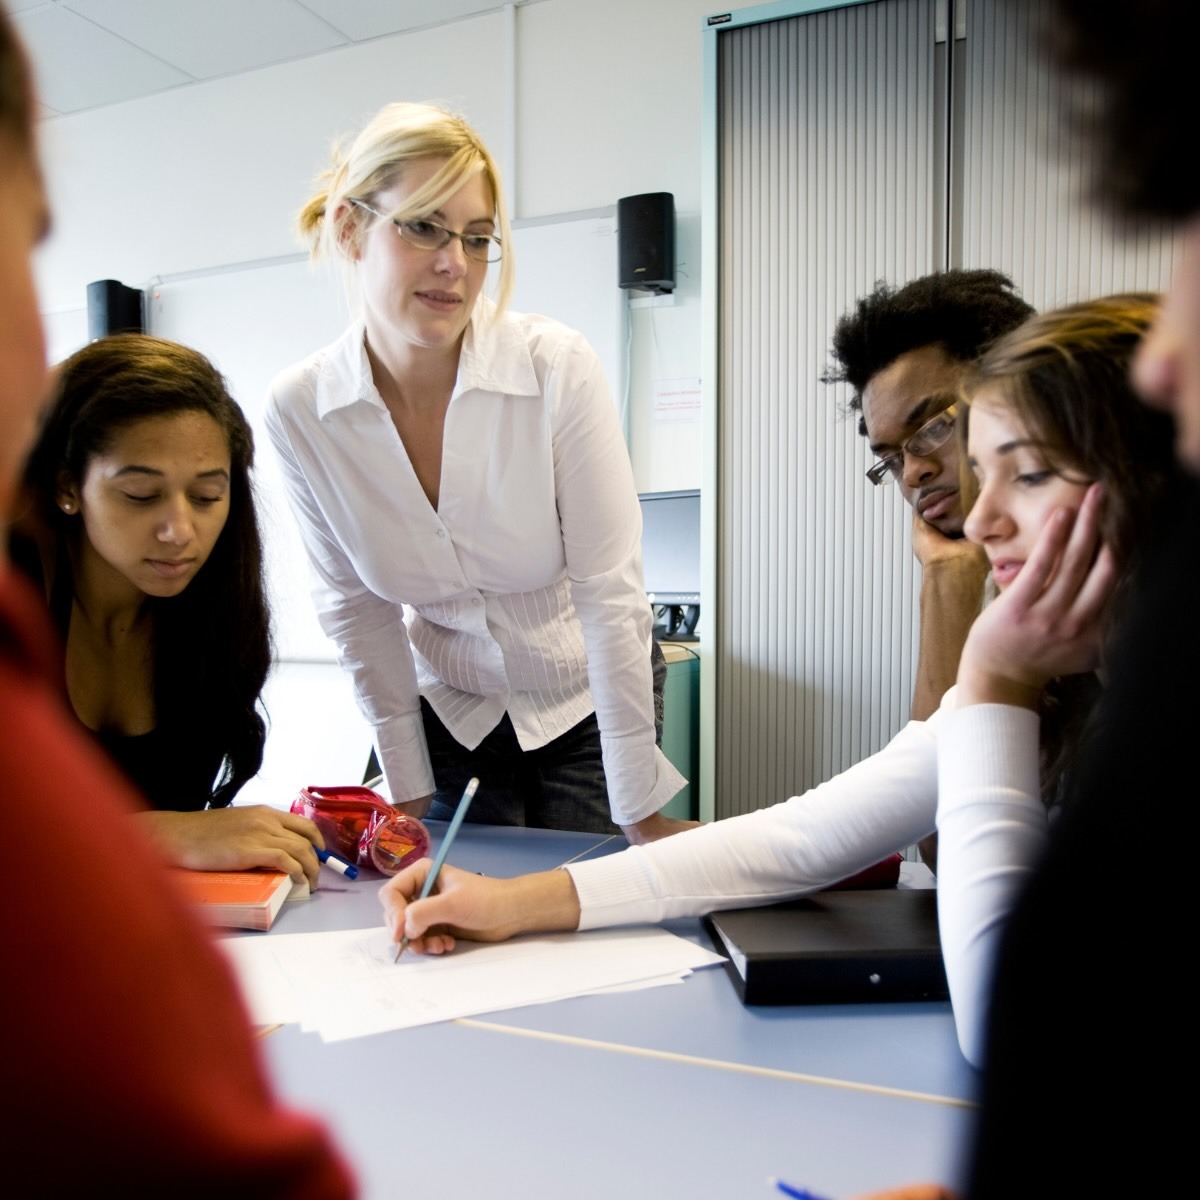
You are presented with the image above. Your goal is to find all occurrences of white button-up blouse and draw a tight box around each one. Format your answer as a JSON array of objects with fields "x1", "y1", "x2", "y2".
[{"x1": 265, "y1": 299, "x2": 685, "y2": 825}]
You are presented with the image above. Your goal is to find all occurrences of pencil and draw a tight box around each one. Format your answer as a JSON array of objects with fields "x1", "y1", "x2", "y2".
[{"x1": 394, "y1": 777, "x2": 479, "y2": 962}]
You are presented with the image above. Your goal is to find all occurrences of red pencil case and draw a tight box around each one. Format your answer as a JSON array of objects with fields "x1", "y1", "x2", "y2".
[{"x1": 291, "y1": 785, "x2": 431, "y2": 876}]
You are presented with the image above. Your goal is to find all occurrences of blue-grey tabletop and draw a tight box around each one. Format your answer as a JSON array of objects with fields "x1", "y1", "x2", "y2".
[{"x1": 249, "y1": 823, "x2": 979, "y2": 1200}]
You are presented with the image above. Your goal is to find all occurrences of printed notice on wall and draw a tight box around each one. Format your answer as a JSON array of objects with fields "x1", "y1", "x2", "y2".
[{"x1": 653, "y1": 377, "x2": 702, "y2": 425}]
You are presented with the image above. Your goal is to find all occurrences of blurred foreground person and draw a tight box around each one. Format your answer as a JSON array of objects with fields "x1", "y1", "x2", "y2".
[{"x1": 0, "y1": 11, "x2": 354, "y2": 1195}]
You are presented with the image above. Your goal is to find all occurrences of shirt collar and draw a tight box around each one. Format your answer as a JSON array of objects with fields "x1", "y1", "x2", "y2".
[
  {"x1": 454, "y1": 297, "x2": 541, "y2": 399},
  {"x1": 314, "y1": 297, "x2": 541, "y2": 418},
  {"x1": 314, "y1": 322, "x2": 380, "y2": 419}
]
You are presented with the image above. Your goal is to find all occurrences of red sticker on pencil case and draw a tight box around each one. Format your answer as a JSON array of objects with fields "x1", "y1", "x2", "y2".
[{"x1": 291, "y1": 785, "x2": 431, "y2": 876}]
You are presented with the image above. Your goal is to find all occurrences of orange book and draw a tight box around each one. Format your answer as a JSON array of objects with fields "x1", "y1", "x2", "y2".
[{"x1": 170, "y1": 869, "x2": 307, "y2": 932}]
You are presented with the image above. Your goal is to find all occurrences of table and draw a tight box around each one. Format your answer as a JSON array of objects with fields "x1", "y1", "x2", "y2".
[{"x1": 252, "y1": 824, "x2": 980, "y2": 1199}]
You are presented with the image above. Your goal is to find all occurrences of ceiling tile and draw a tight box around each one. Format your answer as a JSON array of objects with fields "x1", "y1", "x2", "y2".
[
  {"x1": 12, "y1": 4, "x2": 191, "y2": 114},
  {"x1": 300, "y1": 0, "x2": 515, "y2": 41},
  {"x1": 60, "y1": 0, "x2": 349, "y2": 79},
  {"x1": 5, "y1": 0, "x2": 542, "y2": 117}
]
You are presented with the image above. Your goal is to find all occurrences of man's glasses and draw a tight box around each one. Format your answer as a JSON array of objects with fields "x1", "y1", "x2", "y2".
[
  {"x1": 349, "y1": 199, "x2": 503, "y2": 263},
  {"x1": 866, "y1": 404, "x2": 959, "y2": 486}
]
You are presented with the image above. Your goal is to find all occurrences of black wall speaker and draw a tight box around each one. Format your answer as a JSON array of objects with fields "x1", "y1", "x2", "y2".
[
  {"x1": 87, "y1": 279, "x2": 145, "y2": 340},
  {"x1": 617, "y1": 192, "x2": 675, "y2": 294}
]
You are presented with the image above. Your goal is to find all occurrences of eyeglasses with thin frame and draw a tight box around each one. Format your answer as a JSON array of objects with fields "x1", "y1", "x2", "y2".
[
  {"x1": 865, "y1": 403, "x2": 959, "y2": 486},
  {"x1": 348, "y1": 199, "x2": 503, "y2": 263}
]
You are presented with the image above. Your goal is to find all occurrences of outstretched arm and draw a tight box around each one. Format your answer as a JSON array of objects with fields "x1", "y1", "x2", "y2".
[{"x1": 380, "y1": 700, "x2": 947, "y2": 950}]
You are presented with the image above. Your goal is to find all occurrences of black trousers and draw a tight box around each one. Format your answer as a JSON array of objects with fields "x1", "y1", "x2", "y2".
[{"x1": 366, "y1": 639, "x2": 668, "y2": 834}]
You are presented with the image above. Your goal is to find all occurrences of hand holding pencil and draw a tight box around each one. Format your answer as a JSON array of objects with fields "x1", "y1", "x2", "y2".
[
  {"x1": 379, "y1": 785, "x2": 583, "y2": 955},
  {"x1": 390, "y1": 778, "x2": 478, "y2": 960}
]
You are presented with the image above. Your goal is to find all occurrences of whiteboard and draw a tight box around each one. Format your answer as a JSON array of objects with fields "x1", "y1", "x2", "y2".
[{"x1": 116, "y1": 210, "x2": 628, "y2": 662}]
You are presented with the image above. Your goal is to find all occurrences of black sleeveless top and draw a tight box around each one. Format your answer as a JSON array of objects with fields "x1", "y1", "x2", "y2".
[
  {"x1": 12, "y1": 532, "x2": 223, "y2": 812},
  {"x1": 92, "y1": 725, "x2": 223, "y2": 813}
]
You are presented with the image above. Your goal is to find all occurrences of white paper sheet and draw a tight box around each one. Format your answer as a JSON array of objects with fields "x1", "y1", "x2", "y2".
[{"x1": 220, "y1": 925, "x2": 724, "y2": 1042}]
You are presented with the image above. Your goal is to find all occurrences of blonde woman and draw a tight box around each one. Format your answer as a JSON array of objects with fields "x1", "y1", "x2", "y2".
[{"x1": 267, "y1": 103, "x2": 693, "y2": 843}]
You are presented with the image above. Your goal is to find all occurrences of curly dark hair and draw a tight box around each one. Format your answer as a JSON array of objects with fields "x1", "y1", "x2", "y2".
[
  {"x1": 823, "y1": 269, "x2": 1036, "y2": 435},
  {"x1": 1044, "y1": 0, "x2": 1200, "y2": 220},
  {"x1": 18, "y1": 334, "x2": 273, "y2": 808},
  {"x1": 962, "y1": 292, "x2": 1182, "y2": 805}
]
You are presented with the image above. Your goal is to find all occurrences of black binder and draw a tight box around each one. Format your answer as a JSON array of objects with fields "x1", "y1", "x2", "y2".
[{"x1": 702, "y1": 888, "x2": 949, "y2": 1006}]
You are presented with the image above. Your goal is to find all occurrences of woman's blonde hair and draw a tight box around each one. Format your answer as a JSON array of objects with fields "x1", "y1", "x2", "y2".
[{"x1": 298, "y1": 101, "x2": 514, "y2": 315}]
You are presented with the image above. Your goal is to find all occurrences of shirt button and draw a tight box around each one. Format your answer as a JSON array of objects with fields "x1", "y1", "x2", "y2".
[
  {"x1": 472, "y1": 597, "x2": 482, "y2": 606},
  {"x1": 436, "y1": 529, "x2": 446, "y2": 539}
]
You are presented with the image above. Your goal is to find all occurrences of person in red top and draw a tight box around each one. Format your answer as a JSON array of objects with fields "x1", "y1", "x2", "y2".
[{"x1": 0, "y1": 12, "x2": 354, "y2": 1195}]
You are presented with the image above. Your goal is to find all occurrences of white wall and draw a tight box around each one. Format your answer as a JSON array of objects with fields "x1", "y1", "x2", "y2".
[{"x1": 32, "y1": 0, "x2": 713, "y2": 491}]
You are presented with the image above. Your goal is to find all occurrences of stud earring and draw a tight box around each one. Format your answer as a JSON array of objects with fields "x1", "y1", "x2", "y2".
[{"x1": 60, "y1": 500, "x2": 75, "y2": 514}]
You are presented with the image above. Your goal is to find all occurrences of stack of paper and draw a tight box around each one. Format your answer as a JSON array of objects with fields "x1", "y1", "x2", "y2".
[{"x1": 220, "y1": 925, "x2": 725, "y2": 1042}]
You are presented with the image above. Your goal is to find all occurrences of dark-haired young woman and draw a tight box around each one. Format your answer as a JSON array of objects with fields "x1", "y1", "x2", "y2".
[{"x1": 14, "y1": 332, "x2": 324, "y2": 885}]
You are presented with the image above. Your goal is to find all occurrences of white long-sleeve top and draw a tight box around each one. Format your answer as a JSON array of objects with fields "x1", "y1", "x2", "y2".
[
  {"x1": 566, "y1": 692, "x2": 1049, "y2": 1066},
  {"x1": 265, "y1": 301, "x2": 684, "y2": 824},
  {"x1": 934, "y1": 702, "x2": 1048, "y2": 1066}
]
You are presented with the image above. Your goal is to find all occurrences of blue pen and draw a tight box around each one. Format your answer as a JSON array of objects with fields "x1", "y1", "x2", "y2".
[
  {"x1": 769, "y1": 1179, "x2": 833, "y2": 1200},
  {"x1": 314, "y1": 849, "x2": 360, "y2": 888},
  {"x1": 394, "y1": 776, "x2": 479, "y2": 961},
  {"x1": 316, "y1": 848, "x2": 359, "y2": 880}
]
